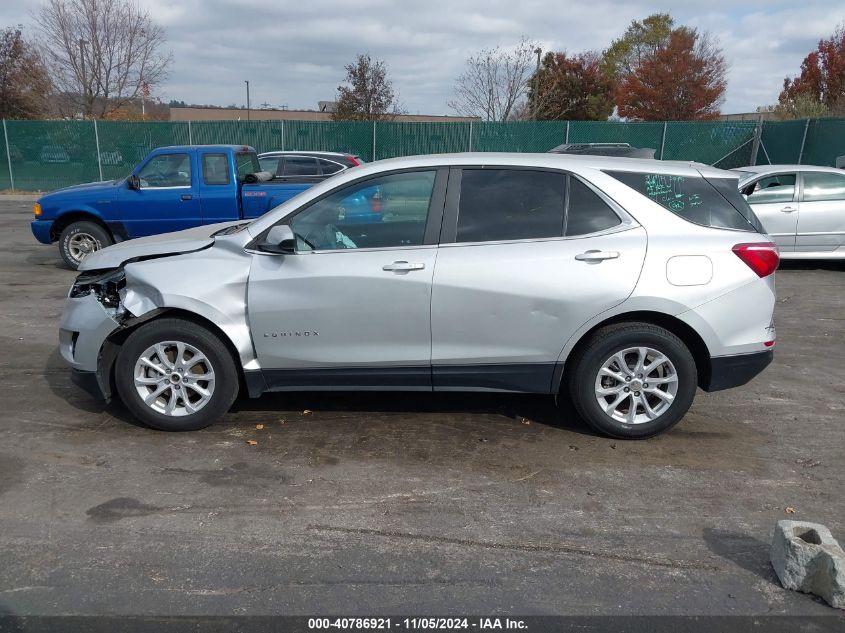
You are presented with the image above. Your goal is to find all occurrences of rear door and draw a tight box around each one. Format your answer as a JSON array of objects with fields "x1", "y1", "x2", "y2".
[
  {"x1": 430, "y1": 168, "x2": 647, "y2": 393},
  {"x1": 742, "y1": 172, "x2": 798, "y2": 251},
  {"x1": 197, "y1": 150, "x2": 240, "y2": 224},
  {"x1": 796, "y1": 171, "x2": 845, "y2": 253},
  {"x1": 118, "y1": 151, "x2": 202, "y2": 237}
]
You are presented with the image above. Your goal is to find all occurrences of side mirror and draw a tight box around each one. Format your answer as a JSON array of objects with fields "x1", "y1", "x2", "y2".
[
  {"x1": 257, "y1": 225, "x2": 296, "y2": 254},
  {"x1": 127, "y1": 175, "x2": 140, "y2": 190}
]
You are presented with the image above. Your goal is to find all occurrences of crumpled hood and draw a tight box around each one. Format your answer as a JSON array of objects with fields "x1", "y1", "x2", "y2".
[{"x1": 79, "y1": 221, "x2": 244, "y2": 271}]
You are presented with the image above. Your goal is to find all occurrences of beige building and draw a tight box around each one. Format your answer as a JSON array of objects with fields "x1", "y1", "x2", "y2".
[{"x1": 170, "y1": 106, "x2": 478, "y2": 123}]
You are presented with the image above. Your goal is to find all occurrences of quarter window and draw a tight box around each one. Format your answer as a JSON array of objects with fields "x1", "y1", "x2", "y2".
[
  {"x1": 319, "y1": 159, "x2": 344, "y2": 175},
  {"x1": 566, "y1": 178, "x2": 621, "y2": 236},
  {"x1": 456, "y1": 169, "x2": 566, "y2": 242},
  {"x1": 289, "y1": 171, "x2": 436, "y2": 251},
  {"x1": 202, "y1": 153, "x2": 230, "y2": 185},
  {"x1": 744, "y1": 174, "x2": 796, "y2": 204},
  {"x1": 137, "y1": 153, "x2": 191, "y2": 188},
  {"x1": 605, "y1": 170, "x2": 757, "y2": 232},
  {"x1": 802, "y1": 172, "x2": 845, "y2": 202}
]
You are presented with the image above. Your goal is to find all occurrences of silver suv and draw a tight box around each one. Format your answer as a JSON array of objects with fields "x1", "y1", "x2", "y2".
[{"x1": 59, "y1": 153, "x2": 778, "y2": 439}]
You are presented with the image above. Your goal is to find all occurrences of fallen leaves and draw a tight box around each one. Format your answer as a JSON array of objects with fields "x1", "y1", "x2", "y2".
[
  {"x1": 303, "y1": 409, "x2": 313, "y2": 416},
  {"x1": 785, "y1": 506, "x2": 796, "y2": 514},
  {"x1": 255, "y1": 424, "x2": 264, "y2": 430},
  {"x1": 246, "y1": 440, "x2": 258, "y2": 446}
]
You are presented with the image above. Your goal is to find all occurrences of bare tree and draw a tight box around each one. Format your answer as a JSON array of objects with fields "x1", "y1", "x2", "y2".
[
  {"x1": 332, "y1": 54, "x2": 403, "y2": 121},
  {"x1": 0, "y1": 25, "x2": 51, "y2": 118},
  {"x1": 34, "y1": 0, "x2": 172, "y2": 118},
  {"x1": 449, "y1": 38, "x2": 538, "y2": 122}
]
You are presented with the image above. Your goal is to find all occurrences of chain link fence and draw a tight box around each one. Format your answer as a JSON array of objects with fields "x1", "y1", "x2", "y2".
[{"x1": 2, "y1": 117, "x2": 844, "y2": 192}]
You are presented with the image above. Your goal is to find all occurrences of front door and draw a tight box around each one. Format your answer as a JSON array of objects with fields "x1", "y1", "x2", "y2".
[
  {"x1": 119, "y1": 151, "x2": 202, "y2": 237},
  {"x1": 796, "y1": 171, "x2": 845, "y2": 253},
  {"x1": 247, "y1": 169, "x2": 446, "y2": 389},
  {"x1": 743, "y1": 172, "x2": 799, "y2": 251},
  {"x1": 431, "y1": 168, "x2": 647, "y2": 392}
]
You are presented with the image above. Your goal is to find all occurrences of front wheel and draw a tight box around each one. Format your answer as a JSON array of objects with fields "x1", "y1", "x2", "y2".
[
  {"x1": 567, "y1": 323, "x2": 698, "y2": 439},
  {"x1": 59, "y1": 220, "x2": 113, "y2": 269},
  {"x1": 114, "y1": 318, "x2": 239, "y2": 431}
]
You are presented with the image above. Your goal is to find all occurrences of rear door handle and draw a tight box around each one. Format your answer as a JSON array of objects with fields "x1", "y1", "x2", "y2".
[
  {"x1": 780, "y1": 206, "x2": 797, "y2": 213},
  {"x1": 575, "y1": 250, "x2": 619, "y2": 262},
  {"x1": 382, "y1": 261, "x2": 425, "y2": 272},
  {"x1": 180, "y1": 194, "x2": 193, "y2": 201}
]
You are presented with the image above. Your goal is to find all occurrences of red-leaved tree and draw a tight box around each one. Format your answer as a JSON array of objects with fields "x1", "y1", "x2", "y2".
[
  {"x1": 616, "y1": 28, "x2": 726, "y2": 120},
  {"x1": 779, "y1": 24, "x2": 845, "y2": 114}
]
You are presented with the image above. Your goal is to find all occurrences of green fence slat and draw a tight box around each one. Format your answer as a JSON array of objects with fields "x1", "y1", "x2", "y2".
[{"x1": 3, "y1": 118, "x2": 845, "y2": 192}]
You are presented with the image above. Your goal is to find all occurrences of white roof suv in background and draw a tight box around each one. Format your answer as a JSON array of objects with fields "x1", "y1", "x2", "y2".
[{"x1": 59, "y1": 153, "x2": 778, "y2": 439}]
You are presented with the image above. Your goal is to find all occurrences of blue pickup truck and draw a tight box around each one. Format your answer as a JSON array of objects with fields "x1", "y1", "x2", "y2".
[{"x1": 31, "y1": 145, "x2": 319, "y2": 269}]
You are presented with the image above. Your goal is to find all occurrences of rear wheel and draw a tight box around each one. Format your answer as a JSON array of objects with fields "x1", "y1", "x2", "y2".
[
  {"x1": 567, "y1": 323, "x2": 698, "y2": 439},
  {"x1": 114, "y1": 318, "x2": 239, "y2": 431},
  {"x1": 59, "y1": 220, "x2": 113, "y2": 269}
]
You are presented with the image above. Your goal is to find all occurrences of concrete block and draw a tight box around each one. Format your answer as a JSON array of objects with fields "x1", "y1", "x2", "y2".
[{"x1": 770, "y1": 520, "x2": 845, "y2": 609}]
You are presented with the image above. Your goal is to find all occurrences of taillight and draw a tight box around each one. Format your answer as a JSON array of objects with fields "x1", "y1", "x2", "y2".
[
  {"x1": 732, "y1": 242, "x2": 779, "y2": 278},
  {"x1": 346, "y1": 155, "x2": 361, "y2": 167}
]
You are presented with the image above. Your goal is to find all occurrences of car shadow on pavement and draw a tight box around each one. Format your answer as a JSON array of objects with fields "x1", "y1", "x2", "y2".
[
  {"x1": 702, "y1": 527, "x2": 781, "y2": 585},
  {"x1": 43, "y1": 347, "x2": 596, "y2": 436},
  {"x1": 778, "y1": 260, "x2": 845, "y2": 272}
]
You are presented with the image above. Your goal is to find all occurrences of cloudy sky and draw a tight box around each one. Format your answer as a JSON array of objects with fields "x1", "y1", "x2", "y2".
[{"x1": 2, "y1": 0, "x2": 842, "y2": 115}]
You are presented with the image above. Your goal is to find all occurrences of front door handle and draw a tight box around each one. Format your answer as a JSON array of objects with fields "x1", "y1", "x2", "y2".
[
  {"x1": 780, "y1": 206, "x2": 797, "y2": 213},
  {"x1": 180, "y1": 194, "x2": 193, "y2": 201},
  {"x1": 382, "y1": 261, "x2": 425, "y2": 272},
  {"x1": 575, "y1": 250, "x2": 619, "y2": 262}
]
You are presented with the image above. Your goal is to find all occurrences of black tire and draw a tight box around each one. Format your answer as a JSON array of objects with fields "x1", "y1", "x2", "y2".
[
  {"x1": 567, "y1": 322, "x2": 698, "y2": 439},
  {"x1": 59, "y1": 220, "x2": 113, "y2": 270},
  {"x1": 114, "y1": 318, "x2": 239, "y2": 431}
]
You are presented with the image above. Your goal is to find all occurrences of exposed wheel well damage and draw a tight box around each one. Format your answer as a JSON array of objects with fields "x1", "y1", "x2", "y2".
[
  {"x1": 560, "y1": 311, "x2": 712, "y2": 392},
  {"x1": 100, "y1": 308, "x2": 249, "y2": 403},
  {"x1": 50, "y1": 212, "x2": 113, "y2": 242}
]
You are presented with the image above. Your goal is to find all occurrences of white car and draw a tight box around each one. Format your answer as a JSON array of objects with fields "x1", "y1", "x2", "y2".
[
  {"x1": 734, "y1": 165, "x2": 845, "y2": 258},
  {"x1": 59, "y1": 154, "x2": 778, "y2": 439}
]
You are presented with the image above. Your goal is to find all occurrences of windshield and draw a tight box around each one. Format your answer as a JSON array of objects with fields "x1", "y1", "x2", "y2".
[{"x1": 236, "y1": 152, "x2": 261, "y2": 180}]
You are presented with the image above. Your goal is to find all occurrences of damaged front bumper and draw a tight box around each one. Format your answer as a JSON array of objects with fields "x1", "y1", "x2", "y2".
[{"x1": 59, "y1": 292, "x2": 123, "y2": 401}]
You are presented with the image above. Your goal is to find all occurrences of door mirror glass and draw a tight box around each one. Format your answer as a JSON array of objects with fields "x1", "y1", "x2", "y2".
[
  {"x1": 257, "y1": 224, "x2": 296, "y2": 254},
  {"x1": 126, "y1": 174, "x2": 140, "y2": 190}
]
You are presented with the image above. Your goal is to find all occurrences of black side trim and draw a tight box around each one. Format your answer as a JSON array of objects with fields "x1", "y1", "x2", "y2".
[
  {"x1": 702, "y1": 350, "x2": 773, "y2": 392},
  {"x1": 71, "y1": 369, "x2": 109, "y2": 402},
  {"x1": 263, "y1": 366, "x2": 432, "y2": 391},
  {"x1": 433, "y1": 363, "x2": 556, "y2": 393},
  {"x1": 243, "y1": 369, "x2": 268, "y2": 398}
]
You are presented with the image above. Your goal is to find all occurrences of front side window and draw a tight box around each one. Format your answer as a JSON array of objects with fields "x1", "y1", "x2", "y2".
[
  {"x1": 456, "y1": 169, "x2": 566, "y2": 243},
  {"x1": 137, "y1": 153, "x2": 191, "y2": 188},
  {"x1": 289, "y1": 171, "x2": 436, "y2": 251},
  {"x1": 606, "y1": 170, "x2": 756, "y2": 231},
  {"x1": 744, "y1": 174, "x2": 796, "y2": 204},
  {"x1": 202, "y1": 153, "x2": 230, "y2": 185},
  {"x1": 802, "y1": 172, "x2": 845, "y2": 202},
  {"x1": 258, "y1": 156, "x2": 281, "y2": 176}
]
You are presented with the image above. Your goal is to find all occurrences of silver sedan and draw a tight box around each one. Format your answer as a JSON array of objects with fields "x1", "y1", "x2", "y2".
[{"x1": 734, "y1": 165, "x2": 845, "y2": 259}]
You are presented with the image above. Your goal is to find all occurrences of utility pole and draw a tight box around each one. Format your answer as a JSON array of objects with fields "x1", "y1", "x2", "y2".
[
  {"x1": 79, "y1": 38, "x2": 88, "y2": 118},
  {"x1": 533, "y1": 47, "x2": 542, "y2": 120},
  {"x1": 244, "y1": 80, "x2": 250, "y2": 122}
]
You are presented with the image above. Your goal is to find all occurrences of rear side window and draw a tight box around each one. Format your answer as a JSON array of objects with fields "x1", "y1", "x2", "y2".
[
  {"x1": 457, "y1": 169, "x2": 566, "y2": 242},
  {"x1": 566, "y1": 178, "x2": 621, "y2": 236},
  {"x1": 202, "y1": 153, "x2": 230, "y2": 185},
  {"x1": 744, "y1": 174, "x2": 796, "y2": 204},
  {"x1": 284, "y1": 156, "x2": 320, "y2": 177},
  {"x1": 605, "y1": 170, "x2": 757, "y2": 232},
  {"x1": 802, "y1": 172, "x2": 845, "y2": 202}
]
